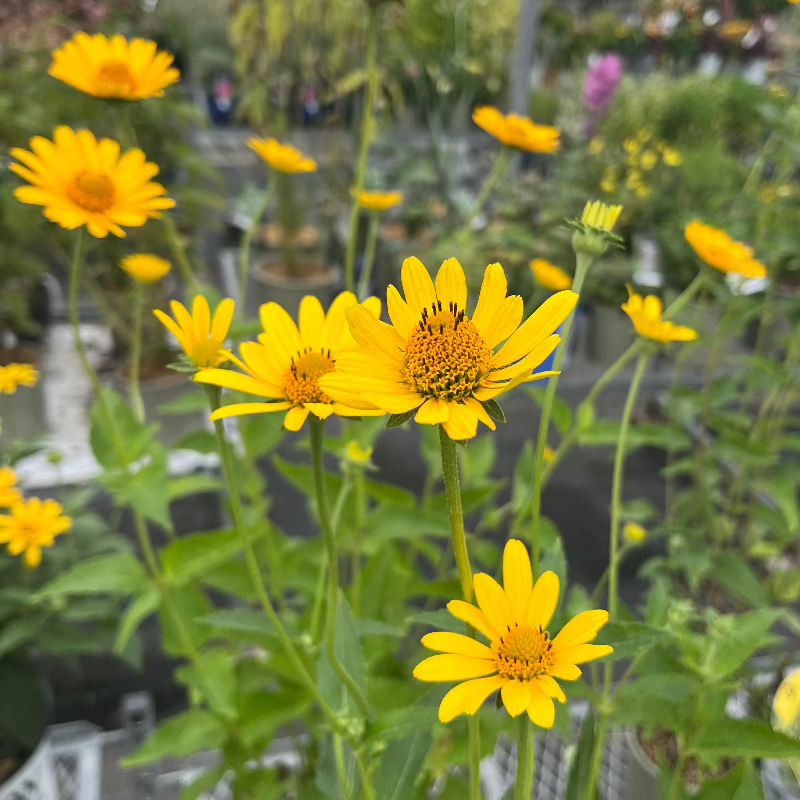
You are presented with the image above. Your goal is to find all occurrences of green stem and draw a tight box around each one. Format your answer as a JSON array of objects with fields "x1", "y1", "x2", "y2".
[
  {"x1": 530, "y1": 251, "x2": 593, "y2": 575},
  {"x1": 515, "y1": 718, "x2": 535, "y2": 800},
  {"x1": 162, "y1": 214, "x2": 197, "y2": 293},
  {"x1": 206, "y1": 388, "x2": 343, "y2": 728},
  {"x1": 461, "y1": 147, "x2": 512, "y2": 233},
  {"x1": 344, "y1": 9, "x2": 379, "y2": 294},
  {"x1": 239, "y1": 185, "x2": 273, "y2": 316},
  {"x1": 309, "y1": 418, "x2": 372, "y2": 721},
  {"x1": 352, "y1": 469, "x2": 367, "y2": 614},
  {"x1": 438, "y1": 426, "x2": 481, "y2": 800},
  {"x1": 667, "y1": 752, "x2": 688, "y2": 800},
  {"x1": 129, "y1": 283, "x2": 145, "y2": 423},
  {"x1": 356, "y1": 216, "x2": 380, "y2": 301}
]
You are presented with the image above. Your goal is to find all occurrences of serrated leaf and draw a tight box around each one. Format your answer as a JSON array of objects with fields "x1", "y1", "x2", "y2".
[
  {"x1": 693, "y1": 719, "x2": 800, "y2": 760},
  {"x1": 167, "y1": 474, "x2": 223, "y2": 501},
  {"x1": 114, "y1": 589, "x2": 160, "y2": 655},
  {"x1": 480, "y1": 399, "x2": 506, "y2": 425},
  {"x1": 706, "y1": 608, "x2": 783, "y2": 681},
  {"x1": 385, "y1": 409, "x2": 416, "y2": 429},
  {"x1": 595, "y1": 621, "x2": 669, "y2": 661},
  {"x1": 374, "y1": 731, "x2": 432, "y2": 800},
  {"x1": 161, "y1": 529, "x2": 244, "y2": 584},
  {"x1": 37, "y1": 553, "x2": 148, "y2": 598}
]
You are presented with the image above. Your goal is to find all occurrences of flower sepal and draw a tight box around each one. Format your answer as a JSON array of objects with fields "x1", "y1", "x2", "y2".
[
  {"x1": 385, "y1": 410, "x2": 416, "y2": 430},
  {"x1": 567, "y1": 218, "x2": 624, "y2": 258},
  {"x1": 480, "y1": 398, "x2": 507, "y2": 425}
]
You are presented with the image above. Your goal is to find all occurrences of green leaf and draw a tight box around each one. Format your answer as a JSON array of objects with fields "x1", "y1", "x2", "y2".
[
  {"x1": 565, "y1": 709, "x2": 595, "y2": 800},
  {"x1": 160, "y1": 584, "x2": 213, "y2": 655},
  {"x1": 706, "y1": 609, "x2": 783, "y2": 681},
  {"x1": 177, "y1": 650, "x2": 236, "y2": 718},
  {"x1": 756, "y1": 476, "x2": 800, "y2": 535},
  {"x1": 709, "y1": 553, "x2": 769, "y2": 607},
  {"x1": 37, "y1": 553, "x2": 148, "y2": 598},
  {"x1": 157, "y1": 389, "x2": 209, "y2": 415},
  {"x1": 0, "y1": 657, "x2": 46, "y2": 750},
  {"x1": 374, "y1": 731, "x2": 432, "y2": 800},
  {"x1": 238, "y1": 687, "x2": 312, "y2": 747},
  {"x1": 385, "y1": 410, "x2": 416, "y2": 430},
  {"x1": 595, "y1": 621, "x2": 669, "y2": 661},
  {"x1": 89, "y1": 388, "x2": 158, "y2": 469},
  {"x1": 613, "y1": 674, "x2": 701, "y2": 731},
  {"x1": 577, "y1": 420, "x2": 691, "y2": 451},
  {"x1": 408, "y1": 610, "x2": 465, "y2": 635},
  {"x1": 375, "y1": 706, "x2": 440, "y2": 741},
  {"x1": 197, "y1": 609, "x2": 277, "y2": 645},
  {"x1": 161, "y1": 530, "x2": 245, "y2": 585},
  {"x1": 693, "y1": 719, "x2": 800, "y2": 760},
  {"x1": 179, "y1": 767, "x2": 227, "y2": 800},
  {"x1": 114, "y1": 589, "x2": 160, "y2": 655},
  {"x1": 0, "y1": 617, "x2": 45, "y2": 659},
  {"x1": 480, "y1": 399, "x2": 506, "y2": 425},
  {"x1": 123, "y1": 709, "x2": 227, "y2": 767},
  {"x1": 167, "y1": 474, "x2": 223, "y2": 502},
  {"x1": 526, "y1": 388, "x2": 573, "y2": 435}
]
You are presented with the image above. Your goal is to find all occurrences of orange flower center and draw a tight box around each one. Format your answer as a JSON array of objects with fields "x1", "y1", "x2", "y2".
[
  {"x1": 67, "y1": 170, "x2": 115, "y2": 212},
  {"x1": 285, "y1": 349, "x2": 335, "y2": 405},
  {"x1": 190, "y1": 339, "x2": 225, "y2": 369},
  {"x1": 403, "y1": 301, "x2": 492, "y2": 401},
  {"x1": 96, "y1": 60, "x2": 136, "y2": 95},
  {"x1": 495, "y1": 624, "x2": 553, "y2": 681}
]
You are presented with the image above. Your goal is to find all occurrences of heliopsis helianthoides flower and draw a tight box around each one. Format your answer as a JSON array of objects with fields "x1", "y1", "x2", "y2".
[
  {"x1": 684, "y1": 221, "x2": 767, "y2": 279},
  {"x1": 154, "y1": 296, "x2": 235, "y2": 369},
  {"x1": 531, "y1": 259, "x2": 572, "y2": 292},
  {"x1": 0, "y1": 363, "x2": 39, "y2": 394},
  {"x1": 195, "y1": 293, "x2": 384, "y2": 432},
  {"x1": 0, "y1": 497, "x2": 72, "y2": 568},
  {"x1": 621, "y1": 289, "x2": 697, "y2": 344},
  {"x1": 248, "y1": 138, "x2": 317, "y2": 174},
  {"x1": 414, "y1": 539, "x2": 612, "y2": 725},
  {"x1": 10, "y1": 127, "x2": 175, "y2": 238},
  {"x1": 356, "y1": 190, "x2": 404, "y2": 212},
  {"x1": 0, "y1": 468, "x2": 22, "y2": 508},
  {"x1": 570, "y1": 200, "x2": 624, "y2": 257},
  {"x1": 49, "y1": 34, "x2": 180, "y2": 100},
  {"x1": 472, "y1": 107, "x2": 561, "y2": 154},
  {"x1": 120, "y1": 254, "x2": 171, "y2": 284},
  {"x1": 318, "y1": 258, "x2": 578, "y2": 441}
]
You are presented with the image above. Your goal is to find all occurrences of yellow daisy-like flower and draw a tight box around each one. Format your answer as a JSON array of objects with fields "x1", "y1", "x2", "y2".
[
  {"x1": 623, "y1": 137, "x2": 640, "y2": 155},
  {"x1": 11, "y1": 127, "x2": 174, "y2": 239},
  {"x1": 531, "y1": 260, "x2": 572, "y2": 292},
  {"x1": 588, "y1": 137, "x2": 604, "y2": 155},
  {"x1": 773, "y1": 671, "x2": 800, "y2": 733},
  {"x1": 153, "y1": 296, "x2": 235, "y2": 369},
  {"x1": 356, "y1": 190, "x2": 404, "y2": 212},
  {"x1": 345, "y1": 441, "x2": 374, "y2": 466},
  {"x1": 195, "y1": 293, "x2": 384, "y2": 432},
  {"x1": 622, "y1": 522, "x2": 647, "y2": 544},
  {"x1": 0, "y1": 497, "x2": 72, "y2": 568},
  {"x1": 685, "y1": 221, "x2": 767, "y2": 280},
  {"x1": 414, "y1": 539, "x2": 612, "y2": 725},
  {"x1": 0, "y1": 364, "x2": 39, "y2": 394},
  {"x1": 581, "y1": 200, "x2": 623, "y2": 233},
  {"x1": 640, "y1": 150, "x2": 658, "y2": 170},
  {"x1": 120, "y1": 254, "x2": 171, "y2": 284},
  {"x1": 472, "y1": 107, "x2": 561, "y2": 154},
  {"x1": 0, "y1": 468, "x2": 22, "y2": 508},
  {"x1": 622, "y1": 290, "x2": 697, "y2": 343},
  {"x1": 49, "y1": 33, "x2": 180, "y2": 100},
  {"x1": 600, "y1": 170, "x2": 618, "y2": 194},
  {"x1": 319, "y1": 258, "x2": 577, "y2": 442},
  {"x1": 662, "y1": 147, "x2": 683, "y2": 167},
  {"x1": 248, "y1": 138, "x2": 318, "y2": 174}
]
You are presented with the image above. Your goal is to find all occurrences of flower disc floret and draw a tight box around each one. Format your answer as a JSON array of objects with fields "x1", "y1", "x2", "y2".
[{"x1": 285, "y1": 350, "x2": 335, "y2": 405}]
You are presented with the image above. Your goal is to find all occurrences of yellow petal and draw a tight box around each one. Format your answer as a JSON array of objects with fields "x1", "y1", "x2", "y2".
[
  {"x1": 501, "y1": 679, "x2": 531, "y2": 717},
  {"x1": 435, "y1": 258, "x2": 467, "y2": 312},
  {"x1": 526, "y1": 571, "x2": 560, "y2": 631},
  {"x1": 321, "y1": 291, "x2": 358, "y2": 351},
  {"x1": 284, "y1": 405, "x2": 310, "y2": 431},
  {"x1": 210, "y1": 298, "x2": 235, "y2": 342},
  {"x1": 209, "y1": 402, "x2": 291, "y2": 421},
  {"x1": 490, "y1": 335, "x2": 560, "y2": 381},
  {"x1": 345, "y1": 305, "x2": 405, "y2": 362},
  {"x1": 464, "y1": 398, "x2": 496, "y2": 431},
  {"x1": 415, "y1": 398, "x2": 450, "y2": 425},
  {"x1": 194, "y1": 368, "x2": 283, "y2": 399},
  {"x1": 447, "y1": 600, "x2": 500, "y2": 642},
  {"x1": 441, "y1": 401, "x2": 479, "y2": 441},
  {"x1": 386, "y1": 284, "x2": 417, "y2": 340},
  {"x1": 421, "y1": 632, "x2": 496, "y2": 660},
  {"x1": 473, "y1": 573, "x2": 514, "y2": 636},
  {"x1": 363, "y1": 392, "x2": 425, "y2": 415},
  {"x1": 260, "y1": 302, "x2": 302, "y2": 357},
  {"x1": 472, "y1": 263, "x2": 507, "y2": 339},
  {"x1": 503, "y1": 539, "x2": 532, "y2": 624},
  {"x1": 526, "y1": 681, "x2": 555, "y2": 728},
  {"x1": 305, "y1": 403, "x2": 336, "y2": 420},
  {"x1": 536, "y1": 675, "x2": 566, "y2": 703},
  {"x1": 401, "y1": 257, "x2": 437, "y2": 316},
  {"x1": 552, "y1": 610, "x2": 610, "y2": 649},
  {"x1": 299, "y1": 295, "x2": 325, "y2": 349},
  {"x1": 192, "y1": 294, "x2": 211, "y2": 341},
  {"x1": 153, "y1": 309, "x2": 191, "y2": 354},
  {"x1": 547, "y1": 662, "x2": 582, "y2": 681},
  {"x1": 439, "y1": 676, "x2": 506, "y2": 723},
  {"x1": 413, "y1": 654, "x2": 498, "y2": 682},
  {"x1": 170, "y1": 300, "x2": 195, "y2": 344},
  {"x1": 552, "y1": 643, "x2": 613, "y2": 665},
  {"x1": 484, "y1": 295, "x2": 524, "y2": 348}
]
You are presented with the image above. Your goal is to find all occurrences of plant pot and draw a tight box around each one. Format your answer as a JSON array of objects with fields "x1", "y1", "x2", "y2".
[
  {"x1": 588, "y1": 305, "x2": 634, "y2": 366},
  {"x1": 251, "y1": 261, "x2": 340, "y2": 319}
]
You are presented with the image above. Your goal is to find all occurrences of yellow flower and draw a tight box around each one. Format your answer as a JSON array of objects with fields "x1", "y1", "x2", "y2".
[
  {"x1": 685, "y1": 221, "x2": 767, "y2": 279},
  {"x1": 623, "y1": 138, "x2": 640, "y2": 155},
  {"x1": 662, "y1": 147, "x2": 683, "y2": 167},
  {"x1": 773, "y1": 671, "x2": 800, "y2": 732},
  {"x1": 0, "y1": 364, "x2": 39, "y2": 394},
  {"x1": 621, "y1": 289, "x2": 697, "y2": 343},
  {"x1": 626, "y1": 171, "x2": 643, "y2": 191},
  {"x1": 0, "y1": 497, "x2": 72, "y2": 568},
  {"x1": 531, "y1": 259, "x2": 572, "y2": 291},
  {"x1": 0, "y1": 468, "x2": 22, "y2": 508},
  {"x1": 319, "y1": 258, "x2": 577, "y2": 441},
  {"x1": 472, "y1": 107, "x2": 561, "y2": 154},
  {"x1": 120, "y1": 254, "x2": 171, "y2": 284},
  {"x1": 357, "y1": 190, "x2": 404, "y2": 212},
  {"x1": 413, "y1": 539, "x2": 612, "y2": 726},
  {"x1": 11, "y1": 127, "x2": 174, "y2": 239},
  {"x1": 640, "y1": 150, "x2": 658, "y2": 170},
  {"x1": 248, "y1": 138, "x2": 317, "y2": 173},
  {"x1": 543, "y1": 445, "x2": 556, "y2": 463},
  {"x1": 154, "y1": 296, "x2": 235, "y2": 369},
  {"x1": 581, "y1": 201, "x2": 622, "y2": 233},
  {"x1": 600, "y1": 170, "x2": 618, "y2": 194},
  {"x1": 345, "y1": 441, "x2": 373, "y2": 465},
  {"x1": 49, "y1": 33, "x2": 180, "y2": 100},
  {"x1": 623, "y1": 522, "x2": 647, "y2": 544},
  {"x1": 588, "y1": 137, "x2": 604, "y2": 155},
  {"x1": 635, "y1": 185, "x2": 652, "y2": 199},
  {"x1": 195, "y1": 293, "x2": 384, "y2": 432}
]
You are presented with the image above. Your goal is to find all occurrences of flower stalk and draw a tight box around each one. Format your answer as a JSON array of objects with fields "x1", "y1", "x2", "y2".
[
  {"x1": 356, "y1": 215, "x2": 380, "y2": 302},
  {"x1": 162, "y1": 213, "x2": 197, "y2": 293},
  {"x1": 515, "y1": 718, "x2": 536, "y2": 800},
  {"x1": 462, "y1": 146, "x2": 512, "y2": 232},
  {"x1": 239, "y1": 184, "x2": 274, "y2": 316},
  {"x1": 129, "y1": 282, "x2": 145, "y2": 423}
]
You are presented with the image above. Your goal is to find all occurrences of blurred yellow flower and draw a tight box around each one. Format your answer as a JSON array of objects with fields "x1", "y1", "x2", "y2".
[
  {"x1": 345, "y1": 441, "x2": 373, "y2": 465},
  {"x1": 248, "y1": 138, "x2": 318, "y2": 173},
  {"x1": 588, "y1": 137, "x2": 604, "y2": 155},
  {"x1": 356, "y1": 190, "x2": 404, "y2": 212},
  {"x1": 120, "y1": 254, "x2": 171, "y2": 284},
  {"x1": 640, "y1": 151, "x2": 658, "y2": 170},
  {"x1": 196, "y1": 293, "x2": 384, "y2": 432},
  {"x1": 685, "y1": 221, "x2": 767, "y2": 279},
  {"x1": 623, "y1": 138, "x2": 640, "y2": 155},
  {"x1": 662, "y1": 147, "x2": 683, "y2": 167},
  {"x1": 154, "y1": 296, "x2": 235, "y2": 369},
  {"x1": 319, "y1": 258, "x2": 577, "y2": 441},
  {"x1": 773, "y1": 671, "x2": 800, "y2": 732},
  {"x1": 543, "y1": 445, "x2": 556, "y2": 463},
  {"x1": 0, "y1": 364, "x2": 39, "y2": 394},
  {"x1": 50, "y1": 33, "x2": 180, "y2": 100},
  {"x1": 600, "y1": 170, "x2": 618, "y2": 193},
  {"x1": 472, "y1": 107, "x2": 561, "y2": 154},
  {"x1": 531, "y1": 259, "x2": 572, "y2": 291},
  {"x1": 0, "y1": 468, "x2": 22, "y2": 508},
  {"x1": 626, "y1": 172, "x2": 643, "y2": 191},
  {"x1": 622, "y1": 289, "x2": 697, "y2": 343},
  {"x1": 581, "y1": 201, "x2": 622, "y2": 233},
  {"x1": 623, "y1": 522, "x2": 647, "y2": 544},
  {"x1": 11, "y1": 127, "x2": 174, "y2": 239},
  {"x1": 635, "y1": 185, "x2": 652, "y2": 199},
  {"x1": 759, "y1": 186, "x2": 776, "y2": 205},
  {"x1": 414, "y1": 539, "x2": 612, "y2": 725},
  {"x1": 0, "y1": 497, "x2": 72, "y2": 568}
]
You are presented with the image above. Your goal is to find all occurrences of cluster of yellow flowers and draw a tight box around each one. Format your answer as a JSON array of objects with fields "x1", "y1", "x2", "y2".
[
  {"x1": 0, "y1": 363, "x2": 39, "y2": 395},
  {"x1": 0, "y1": 467, "x2": 72, "y2": 568}
]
